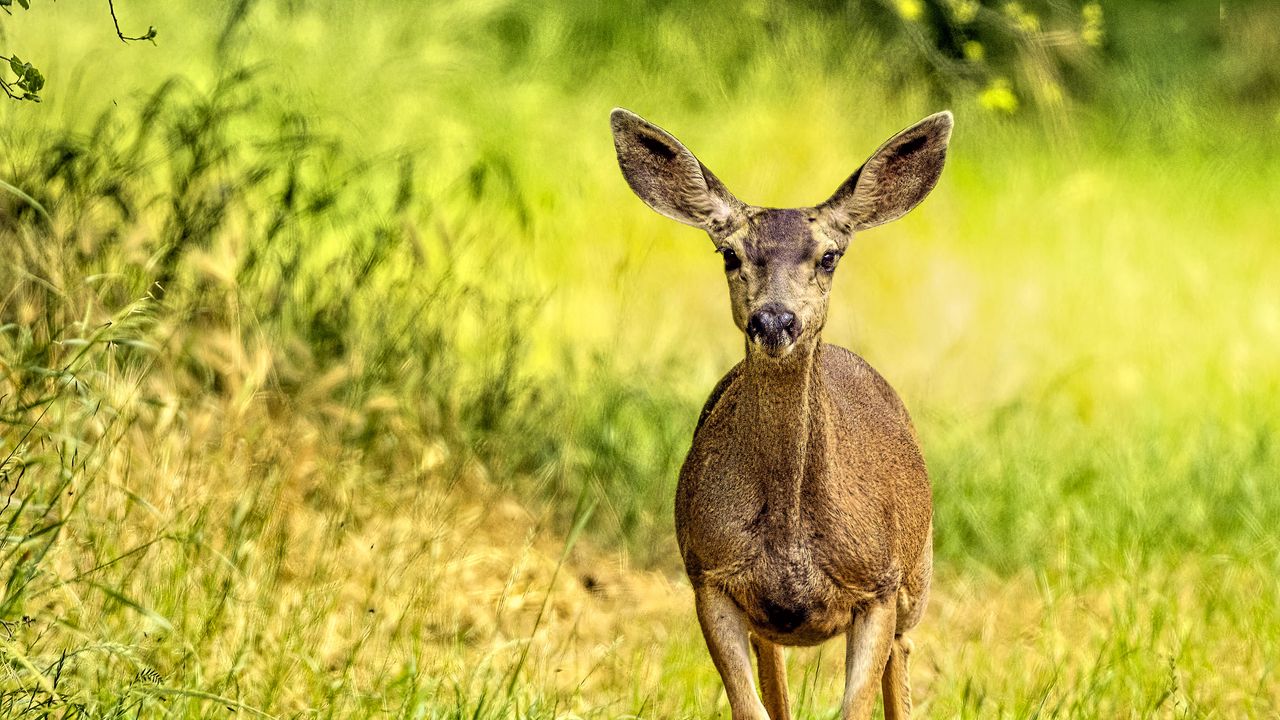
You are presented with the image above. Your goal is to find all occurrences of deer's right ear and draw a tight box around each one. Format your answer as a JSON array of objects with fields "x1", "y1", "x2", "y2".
[{"x1": 610, "y1": 108, "x2": 741, "y2": 232}]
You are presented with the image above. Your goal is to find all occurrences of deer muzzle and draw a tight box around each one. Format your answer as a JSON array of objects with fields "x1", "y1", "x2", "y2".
[{"x1": 747, "y1": 303, "x2": 800, "y2": 355}]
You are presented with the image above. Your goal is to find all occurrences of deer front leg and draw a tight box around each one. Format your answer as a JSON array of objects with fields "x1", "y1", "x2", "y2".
[
  {"x1": 695, "y1": 585, "x2": 771, "y2": 720},
  {"x1": 880, "y1": 634, "x2": 914, "y2": 720},
  {"x1": 751, "y1": 635, "x2": 792, "y2": 720},
  {"x1": 840, "y1": 599, "x2": 897, "y2": 720}
]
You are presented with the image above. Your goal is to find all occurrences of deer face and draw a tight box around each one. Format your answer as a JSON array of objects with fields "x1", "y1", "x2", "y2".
[
  {"x1": 611, "y1": 109, "x2": 952, "y2": 360},
  {"x1": 715, "y1": 208, "x2": 838, "y2": 357}
]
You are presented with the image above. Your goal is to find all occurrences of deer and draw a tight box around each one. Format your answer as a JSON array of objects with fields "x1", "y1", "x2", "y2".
[{"x1": 609, "y1": 108, "x2": 951, "y2": 719}]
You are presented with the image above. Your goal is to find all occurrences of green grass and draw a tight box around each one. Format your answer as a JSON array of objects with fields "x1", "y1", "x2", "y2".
[{"x1": 1, "y1": 1, "x2": 1279, "y2": 717}]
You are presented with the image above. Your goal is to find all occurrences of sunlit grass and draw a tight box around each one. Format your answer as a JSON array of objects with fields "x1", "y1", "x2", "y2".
[{"x1": 1, "y1": 1, "x2": 1278, "y2": 718}]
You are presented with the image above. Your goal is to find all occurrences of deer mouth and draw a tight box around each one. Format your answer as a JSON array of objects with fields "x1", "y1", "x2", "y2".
[{"x1": 750, "y1": 328, "x2": 800, "y2": 358}]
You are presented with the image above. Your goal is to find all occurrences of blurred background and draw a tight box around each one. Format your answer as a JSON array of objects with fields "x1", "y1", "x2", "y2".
[{"x1": 1, "y1": 1, "x2": 1278, "y2": 717}]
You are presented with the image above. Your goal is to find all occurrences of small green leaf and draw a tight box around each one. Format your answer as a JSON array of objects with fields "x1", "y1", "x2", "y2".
[
  {"x1": 9, "y1": 56, "x2": 22, "y2": 75},
  {"x1": 16, "y1": 0, "x2": 28, "y2": 9}
]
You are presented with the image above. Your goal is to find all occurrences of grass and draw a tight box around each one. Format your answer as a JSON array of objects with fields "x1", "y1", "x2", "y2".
[{"x1": 1, "y1": 1, "x2": 1279, "y2": 717}]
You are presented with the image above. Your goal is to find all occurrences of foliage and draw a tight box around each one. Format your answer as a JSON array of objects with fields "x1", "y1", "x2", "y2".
[
  {"x1": 1, "y1": 1, "x2": 153, "y2": 102},
  {"x1": 0, "y1": 53, "x2": 41, "y2": 101},
  {"x1": 863, "y1": 0, "x2": 1107, "y2": 112}
]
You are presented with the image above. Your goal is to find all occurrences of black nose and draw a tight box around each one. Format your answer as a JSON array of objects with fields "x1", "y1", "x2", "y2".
[{"x1": 747, "y1": 304, "x2": 798, "y2": 347}]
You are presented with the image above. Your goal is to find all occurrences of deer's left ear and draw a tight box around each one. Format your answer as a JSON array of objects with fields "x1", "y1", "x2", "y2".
[{"x1": 818, "y1": 111, "x2": 952, "y2": 234}]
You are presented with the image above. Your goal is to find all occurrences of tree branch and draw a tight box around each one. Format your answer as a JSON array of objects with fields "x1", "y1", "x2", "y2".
[{"x1": 108, "y1": 0, "x2": 157, "y2": 43}]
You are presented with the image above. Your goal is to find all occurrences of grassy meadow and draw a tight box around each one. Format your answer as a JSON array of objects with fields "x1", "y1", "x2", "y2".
[{"x1": 2, "y1": 1, "x2": 1279, "y2": 717}]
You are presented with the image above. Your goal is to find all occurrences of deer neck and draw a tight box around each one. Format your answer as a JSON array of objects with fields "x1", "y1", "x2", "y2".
[{"x1": 738, "y1": 342, "x2": 828, "y2": 522}]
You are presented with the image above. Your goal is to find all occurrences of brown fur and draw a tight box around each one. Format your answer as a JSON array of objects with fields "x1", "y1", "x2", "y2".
[
  {"x1": 678, "y1": 344, "x2": 931, "y2": 645},
  {"x1": 611, "y1": 108, "x2": 951, "y2": 719}
]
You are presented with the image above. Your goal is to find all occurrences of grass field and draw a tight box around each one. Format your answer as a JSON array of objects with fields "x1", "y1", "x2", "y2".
[{"x1": 2, "y1": 2, "x2": 1279, "y2": 717}]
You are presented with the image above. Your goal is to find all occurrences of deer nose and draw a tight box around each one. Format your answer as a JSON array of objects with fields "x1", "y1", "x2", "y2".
[{"x1": 747, "y1": 304, "x2": 799, "y2": 348}]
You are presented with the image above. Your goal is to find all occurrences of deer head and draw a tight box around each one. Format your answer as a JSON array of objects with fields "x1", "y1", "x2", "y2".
[{"x1": 611, "y1": 109, "x2": 952, "y2": 360}]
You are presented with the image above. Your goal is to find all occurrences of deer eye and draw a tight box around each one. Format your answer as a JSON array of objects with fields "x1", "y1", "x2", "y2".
[
  {"x1": 719, "y1": 247, "x2": 741, "y2": 272},
  {"x1": 820, "y1": 251, "x2": 840, "y2": 272}
]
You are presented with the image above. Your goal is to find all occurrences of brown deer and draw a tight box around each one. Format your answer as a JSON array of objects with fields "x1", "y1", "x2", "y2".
[{"x1": 610, "y1": 108, "x2": 951, "y2": 719}]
